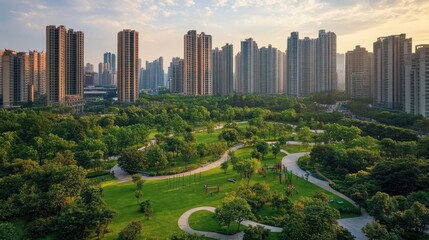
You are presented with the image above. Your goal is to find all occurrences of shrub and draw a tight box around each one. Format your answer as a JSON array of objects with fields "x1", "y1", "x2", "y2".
[{"x1": 118, "y1": 221, "x2": 143, "y2": 240}]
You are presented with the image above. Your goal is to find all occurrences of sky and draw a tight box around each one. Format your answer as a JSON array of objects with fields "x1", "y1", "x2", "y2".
[{"x1": 1, "y1": 0, "x2": 429, "y2": 69}]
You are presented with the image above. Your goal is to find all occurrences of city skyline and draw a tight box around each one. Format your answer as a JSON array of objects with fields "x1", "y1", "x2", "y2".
[{"x1": 1, "y1": 0, "x2": 429, "y2": 68}]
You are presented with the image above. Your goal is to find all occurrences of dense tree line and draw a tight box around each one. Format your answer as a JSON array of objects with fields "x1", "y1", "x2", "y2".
[
  {"x1": 305, "y1": 123, "x2": 429, "y2": 239},
  {"x1": 346, "y1": 101, "x2": 429, "y2": 133}
]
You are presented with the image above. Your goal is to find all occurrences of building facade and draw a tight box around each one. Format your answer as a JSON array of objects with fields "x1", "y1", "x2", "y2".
[
  {"x1": 168, "y1": 57, "x2": 184, "y2": 94},
  {"x1": 286, "y1": 30, "x2": 335, "y2": 97},
  {"x1": 316, "y1": 30, "x2": 337, "y2": 92},
  {"x1": 212, "y1": 43, "x2": 233, "y2": 96},
  {"x1": 46, "y1": 25, "x2": 84, "y2": 112},
  {"x1": 140, "y1": 57, "x2": 164, "y2": 90},
  {"x1": 373, "y1": 34, "x2": 412, "y2": 110},
  {"x1": 237, "y1": 38, "x2": 259, "y2": 94},
  {"x1": 29, "y1": 51, "x2": 46, "y2": 97},
  {"x1": 405, "y1": 45, "x2": 429, "y2": 117},
  {"x1": 117, "y1": 29, "x2": 139, "y2": 103},
  {"x1": 345, "y1": 45, "x2": 373, "y2": 99},
  {"x1": 183, "y1": 30, "x2": 212, "y2": 96}
]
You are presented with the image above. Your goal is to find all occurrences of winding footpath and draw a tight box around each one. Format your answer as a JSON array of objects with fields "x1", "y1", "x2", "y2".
[
  {"x1": 178, "y1": 207, "x2": 282, "y2": 240},
  {"x1": 111, "y1": 139, "x2": 373, "y2": 239},
  {"x1": 177, "y1": 150, "x2": 373, "y2": 240},
  {"x1": 111, "y1": 143, "x2": 244, "y2": 183},
  {"x1": 280, "y1": 150, "x2": 373, "y2": 240}
]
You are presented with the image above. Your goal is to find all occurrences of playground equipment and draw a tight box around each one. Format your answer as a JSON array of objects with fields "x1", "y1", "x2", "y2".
[
  {"x1": 259, "y1": 168, "x2": 267, "y2": 177},
  {"x1": 204, "y1": 185, "x2": 220, "y2": 193},
  {"x1": 286, "y1": 170, "x2": 298, "y2": 195}
]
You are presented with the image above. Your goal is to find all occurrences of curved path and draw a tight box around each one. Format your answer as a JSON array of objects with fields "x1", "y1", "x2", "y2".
[
  {"x1": 281, "y1": 150, "x2": 373, "y2": 240},
  {"x1": 112, "y1": 143, "x2": 244, "y2": 183},
  {"x1": 178, "y1": 207, "x2": 282, "y2": 240}
]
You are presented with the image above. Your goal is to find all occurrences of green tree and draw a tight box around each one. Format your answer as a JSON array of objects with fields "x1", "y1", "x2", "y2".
[
  {"x1": 136, "y1": 179, "x2": 145, "y2": 190},
  {"x1": 131, "y1": 174, "x2": 142, "y2": 183},
  {"x1": 233, "y1": 158, "x2": 261, "y2": 186},
  {"x1": 243, "y1": 225, "x2": 270, "y2": 240},
  {"x1": 271, "y1": 142, "x2": 280, "y2": 158},
  {"x1": 271, "y1": 192, "x2": 293, "y2": 213},
  {"x1": 0, "y1": 222, "x2": 19, "y2": 240},
  {"x1": 118, "y1": 150, "x2": 148, "y2": 173},
  {"x1": 219, "y1": 128, "x2": 240, "y2": 146},
  {"x1": 140, "y1": 200, "x2": 153, "y2": 220},
  {"x1": 220, "y1": 161, "x2": 229, "y2": 174},
  {"x1": 281, "y1": 197, "x2": 341, "y2": 240},
  {"x1": 255, "y1": 142, "x2": 269, "y2": 160},
  {"x1": 349, "y1": 184, "x2": 368, "y2": 211},
  {"x1": 322, "y1": 123, "x2": 361, "y2": 143},
  {"x1": 56, "y1": 187, "x2": 115, "y2": 240},
  {"x1": 366, "y1": 192, "x2": 398, "y2": 221},
  {"x1": 118, "y1": 221, "x2": 143, "y2": 240},
  {"x1": 147, "y1": 145, "x2": 168, "y2": 175},
  {"x1": 135, "y1": 190, "x2": 142, "y2": 204},
  {"x1": 362, "y1": 220, "x2": 401, "y2": 240},
  {"x1": 216, "y1": 194, "x2": 254, "y2": 231},
  {"x1": 180, "y1": 143, "x2": 196, "y2": 170}
]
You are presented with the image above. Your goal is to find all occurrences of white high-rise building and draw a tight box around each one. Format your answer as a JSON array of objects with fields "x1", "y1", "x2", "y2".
[
  {"x1": 213, "y1": 43, "x2": 233, "y2": 96},
  {"x1": 237, "y1": 38, "x2": 259, "y2": 94},
  {"x1": 337, "y1": 53, "x2": 345, "y2": 91},
  {"x1": 405, "y1": 45, "x2": 429, "y2": 117},
  {"x1": 168, "y1": 57, "x2": 184, "y2": 94},
  {"x1": 316, "y1": 30, "x2": 337, "y2": 92},
  {"x1": 373, "y1": 34, "x2": 412, "y2": 110}
]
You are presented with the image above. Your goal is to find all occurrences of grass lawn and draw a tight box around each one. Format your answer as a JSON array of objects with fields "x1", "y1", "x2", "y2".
[
  {"x1": 189, "y1": 210, "x2": 247, "y2": 235},
  {"x1": 194, "y1": 131, "x2": 221, "y2": 145},
  {"x1": 283, "y1": 144, "x2": 313, "y2": 153},
  {"x1": 101, "y1": 145, "x2": 359, "y2": 239}
]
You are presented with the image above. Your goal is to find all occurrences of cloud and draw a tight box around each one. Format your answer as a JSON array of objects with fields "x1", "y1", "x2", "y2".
[{"x1": 185, "y1": 0, "x2": 195, "y2": 7}]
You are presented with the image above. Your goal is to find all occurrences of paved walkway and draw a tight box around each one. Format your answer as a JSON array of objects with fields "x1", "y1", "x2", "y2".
[
  {"x1": 280, "y1": 150, "x2": 373, "y2": 240},
  {"x1": 111, "y1": 143, "x2": 244, "y2": 182},
  {"x1": 177, "y1": 207, "x2": 282, "y2": 240}
]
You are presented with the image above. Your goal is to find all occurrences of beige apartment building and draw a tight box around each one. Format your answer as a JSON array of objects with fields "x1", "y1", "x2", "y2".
[
  {"x1": 345, "y1": 45, "x2": 373, "y2": 99},
  {"x1": 117, "y1": 29, "x2": 139, "y2": 103},
  {"x1": 183, "y1": 30, "x2": 212, "y2": 96}
]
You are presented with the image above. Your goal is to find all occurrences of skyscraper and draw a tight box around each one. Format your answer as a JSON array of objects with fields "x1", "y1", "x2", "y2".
[
  {"x1": 337, "y1": 53, "x2": 345, "y2": 91},
  {"x1": 99, "y1": 52, "x2": 116, "y2": 86},
  {"x1": 259, "y1": 45, "x2": 284, "y2": 94},
  {"x1": 140, "y1": 57, "x2": 164, "y2": 90},
  {"x1": 373, "y1": 34, "x2": 412, "y2": 110},
  {"x1": 65, "y1": 29, "x2": 84, "y2": 97},
  {"x1": 168, "y1": 57, "x2": 184, "y2": 93},
  {"x1": 46, "y1": 25, "x2": 66, "y2": 105},
  {"x1": 345, "y1": 46, "x2": 373, "y2": 99},
  {"x1": 212, "y1": 43, "x2": 233, "y2": 96},
  {"x1": 286, "y1": 30, "x2": 337, "y2": 96},
  {"x1": 300, "y1": 37, "x2": 317, "y2": 96},
  {"x1": 0, "y1": 50, "x2": 31, "y2": 107},
  {"x1": 46, "y1": 25, "x2": 84, "y2": 112},
  {"x1": 117, "y1": 29, "x2": 139, "y2": 103},
  {"x1": 287, "y1": 32, "x2": 300, "y2": 97},
  {"x1": 183, "y1": 30, "x2": 212, "y2": 96},
  {"x1": 29, "y1": 51, "x2": 46, "y2": 97},
  {"x1": 104, "y1": 52, "x2": 116, "y2": 74},
  {"x1": 316, "y1": 30, "x2": 337, "y2": 92},
  {"x1": 405, "y1": 45, "x2": 429, "y2": 117},
  {"x1": 237, "y1": 38, "x2": 259, "y2": 94}
]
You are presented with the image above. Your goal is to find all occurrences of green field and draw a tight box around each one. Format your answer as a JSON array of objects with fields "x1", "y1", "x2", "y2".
[
  {"x1": 189, "y1": 210, "x2": 247, "y2": 235},
  {"x1": 283, "y1": 144, "x2": 313, "y2": 154},
  {"x1": 101, "y1": 145, "x2": 359, "y2": 239}
]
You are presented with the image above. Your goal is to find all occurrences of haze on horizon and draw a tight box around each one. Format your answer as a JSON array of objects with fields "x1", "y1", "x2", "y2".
[{"x1": 1, "y1": 0, "x2": 429, "y2": 67}]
